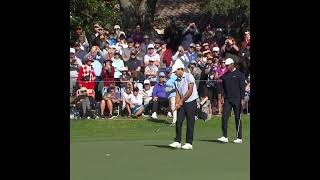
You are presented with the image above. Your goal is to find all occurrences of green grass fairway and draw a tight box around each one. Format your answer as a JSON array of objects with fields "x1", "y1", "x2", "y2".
[{"x1": 71, "y1": 115, "x2": 250, "y2": 180}]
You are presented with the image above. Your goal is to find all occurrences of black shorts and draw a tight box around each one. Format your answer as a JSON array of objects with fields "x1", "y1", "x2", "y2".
[{"x1": 216, "y1": 83, "x2": 223, "y2": 95}]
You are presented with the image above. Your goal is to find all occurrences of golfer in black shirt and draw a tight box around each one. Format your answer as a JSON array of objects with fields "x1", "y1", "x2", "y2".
[{"x1": 217, "y1": 58, "x2": 245, "y2": 144}]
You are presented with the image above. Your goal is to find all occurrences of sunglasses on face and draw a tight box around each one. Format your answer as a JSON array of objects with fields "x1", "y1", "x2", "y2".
[
  {"x1": 144, "y1": 84, "x2": 150, "y2": 85},
  {"x1": 80, "y1": 90, "x2": 87, "y2": 93}
]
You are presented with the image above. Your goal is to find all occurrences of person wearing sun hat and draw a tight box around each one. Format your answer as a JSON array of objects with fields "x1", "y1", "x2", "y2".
[
  {"x1": 77, "y1": 55, "x2": 96, "y2": 90},
  {"x1": 111, "y1": 51, "x2": 125, "y2": 87}
]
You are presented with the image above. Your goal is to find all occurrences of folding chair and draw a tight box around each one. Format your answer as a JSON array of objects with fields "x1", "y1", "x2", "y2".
[
  {"x1": 101, "y1": 86, "x2": 122, "y2": 117},
  {"x1": 72, "y1": 89, "x2": 96, "y2": 118}
]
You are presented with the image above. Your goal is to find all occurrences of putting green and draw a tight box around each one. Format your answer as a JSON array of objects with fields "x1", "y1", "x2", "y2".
[{"x1": 71, "y1": 115, "x2": 250, "y2": 180}]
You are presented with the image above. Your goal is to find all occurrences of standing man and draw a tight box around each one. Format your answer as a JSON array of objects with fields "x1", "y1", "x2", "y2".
[
  {"x1": 217, "y1": 58, "x2": 245, "y2": 144},
  {"x1": 164, "y1": 67, "x2": 177, "y2": 126},
  {"x1": 169, "y1": 61, "x2": 199, "y2": 150}
]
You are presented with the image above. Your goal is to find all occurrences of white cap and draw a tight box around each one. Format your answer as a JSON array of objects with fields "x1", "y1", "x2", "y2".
[
  {"x1": 144, "y1": 79, "x2": 150, "y2": 84},
  {"x1": 70, "y1": 48, "x2": 75, "y2": 54},
  {"x1": 119, "y1": 31, "x2": 126, "y2": 38},
  {"x1": 147, "y1": 44, "x2": 154, "y2": 49},
  {"x1": 114, "y1": 25, "x2": 120, "y2": 29},
  {"x1": 212, "y1": 47, "x2": 220, "y2": 52},
  {"x1": 171, "y1": 60, "x2": 185, "y2": 73},
  {"x1": 225, "y1": 58, "x2": 234, "y2": 65},
  {"x1": 110, "y1": 45, "x2": 117, "y2": 49}
]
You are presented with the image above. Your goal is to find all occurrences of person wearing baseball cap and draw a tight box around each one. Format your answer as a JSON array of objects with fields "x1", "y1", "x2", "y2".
[
  {"x1": 70, "y1": 48, "x2": 83, "y2": 94},
  {"x1": 144, "y1": 58, "x2": 159, "y2": 86},
  {"x1": 169, "y1": 58, "x2": 199, "y2": 150},
  {"x1": 217, "y1": 58, "x2": 246, "y2": 144},
  {"x1": 212, "y1": 46, "x2": 220, "y2": 58},
  {"x1": 141, "y1": 79, "x2": 154, "y2": 115},
  {"x1": 185, "y1": 43, "x2": 197, "y2": 64},
  {"x1": 150, "y1": 71, "x2": 169, "y2": 119},
  {"x1": 164, "y1": 66, "x2": 178, "y2": 125},
  {"x1": 111, "y1": 50, "x2": 125, "y2": 87},
  {"x1": 144, "y1": 44, "x2": 161, "y2": 67}
]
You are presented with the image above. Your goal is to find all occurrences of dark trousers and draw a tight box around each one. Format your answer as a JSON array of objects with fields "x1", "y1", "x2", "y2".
[
  {"x1": 94, "y1": 76, "x2": 102, "y2": 101},
  {"x1": 222, "y1": 98, "x2": 242, "y2": 139},
  {"x1": 175, "y1": 100, "x2": 197, "y2": 144},
  {"x1": 152, "y1": 98, "x2": 169, "y2": 113}
]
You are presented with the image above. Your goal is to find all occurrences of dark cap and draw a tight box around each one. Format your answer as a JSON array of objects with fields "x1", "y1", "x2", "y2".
[
  {"x1": 133, "y1": 87, "x2": 139, "y2": 92},
  {"x1": 127, "y1": 38, "x2": 134, "y2": 43}
]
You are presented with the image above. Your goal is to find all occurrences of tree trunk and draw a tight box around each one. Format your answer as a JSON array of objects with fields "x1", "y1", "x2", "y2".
[{"x1": 119, "y1": 0, "x2": 157, "y2": 32}]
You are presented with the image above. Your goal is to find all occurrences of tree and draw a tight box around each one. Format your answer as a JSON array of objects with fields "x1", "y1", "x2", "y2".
[
  {"x1": 205, "y1": 0, "x2": 250, "y2": 26},
  {"x1": 119, "y1": 0, "x2": 157, "y2": 31},
  {"x1": 70, "y1": 0, "x2": 121, "y2": 34}
]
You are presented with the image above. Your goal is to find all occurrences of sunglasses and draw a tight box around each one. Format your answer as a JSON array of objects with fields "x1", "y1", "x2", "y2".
[
  {"x1": 159, "y1": 76, "x2": 165, "y2": 78},
  {"x1": 80, "y1": 90, "x2": 87, "y2": 93},
  {"x1": 144, "y1": 84, "x2": 150, "y2": 85}
]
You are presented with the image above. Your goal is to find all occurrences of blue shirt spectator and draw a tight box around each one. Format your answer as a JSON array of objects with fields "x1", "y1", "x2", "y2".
[
  {"x1": 152, "y1": 81, "x2": 167, "y2": 99},
  {"x1": 91, "y1": 60, "x2": 102, "y2": 77},
  {"x1": 165, "y1": 69, "x2": 177, "y2": 98}
]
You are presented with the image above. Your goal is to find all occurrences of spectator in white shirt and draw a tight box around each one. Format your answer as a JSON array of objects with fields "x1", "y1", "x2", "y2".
[
  {"x1": 127, "y1": 87, "x2": 144, "y2": 118},
  {"x1": 144, "y1": 44, "x2": 160, "y2": 67}
]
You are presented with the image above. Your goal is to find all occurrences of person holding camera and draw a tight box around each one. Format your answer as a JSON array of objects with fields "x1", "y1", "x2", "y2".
[
  {"x1": 101, "y1": 60, "x2": 115, "y2": 88},
  {"x1": 181, "y1": 22, "x2": 199, "y2": 50},
  {"x1": 171, "y1": 46, "x2": 189, "y2": 72},
  {"x1": 221, "y1": 37, "x2": 240, "y2": 68},
  {"x1": 77, "y1": 55, "x2": 96, "y2": 90},
  {"x1": 71, "y1": 87, "x2": 96, "y2": 119},
  {"x1": 126, "y1": 50, "x2": 142, "y2": 72}
]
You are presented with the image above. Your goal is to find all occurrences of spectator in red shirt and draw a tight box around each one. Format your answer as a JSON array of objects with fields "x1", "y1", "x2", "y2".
[
  {"x1": 101, "y1": 60, "x2": 115, "y2": 88},
  {"x1": 77, "y1": 55, "x2": 96, "y2": 90},
  {"x1": 159, "y1": 41, "x2": 172, "y2": 68}
]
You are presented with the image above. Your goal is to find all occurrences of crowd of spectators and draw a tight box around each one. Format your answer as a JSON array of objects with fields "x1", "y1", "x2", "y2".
[{"x1": 70, "y1": 20, "x2": 250, "y2": 119}]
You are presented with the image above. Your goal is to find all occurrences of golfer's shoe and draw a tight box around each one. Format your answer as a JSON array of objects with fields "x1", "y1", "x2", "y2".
[
  {"x1": 181, "y1": 143, "x2": 193, "y2": 150},
  {"x1": 233, "y1": 138, "x2": 243, "y2": 144},
  {"x1": 167, "y1": 112, "x2": 173, "y2": 118},
  {"x1": 169, "y1": 142, "x2": 181, "y2": 148},
  {"x1": 151, "y1": 112, "x2": 157, "y2": 119},
  {"x1": 217, "y1": 136, "x2": 229, "y2": 143}
]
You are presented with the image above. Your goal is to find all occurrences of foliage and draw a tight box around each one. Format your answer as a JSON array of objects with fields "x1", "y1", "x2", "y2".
[
  {"x1": 205, "y1": 0, "x2": 250, "y2": 25},
  {"x1": 70, "y1": 0, "x2": 121, "y2": 34}
]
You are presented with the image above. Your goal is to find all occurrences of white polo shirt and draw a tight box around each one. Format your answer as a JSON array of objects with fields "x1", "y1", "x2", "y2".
[{"x1": 175, "y1": 72, "x2": 198, "y2": 103}]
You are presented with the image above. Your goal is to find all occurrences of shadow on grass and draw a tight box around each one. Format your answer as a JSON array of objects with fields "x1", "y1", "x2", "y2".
[
  {"x1": 144, "y1": 144, "x2": 176, "y2": 149},
  {"x1": 199, "y1": 139, "x2": 226, "y2": 144},
  {"x1": 147, "y1": 118, "x2": 171, "y2": 124}
]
